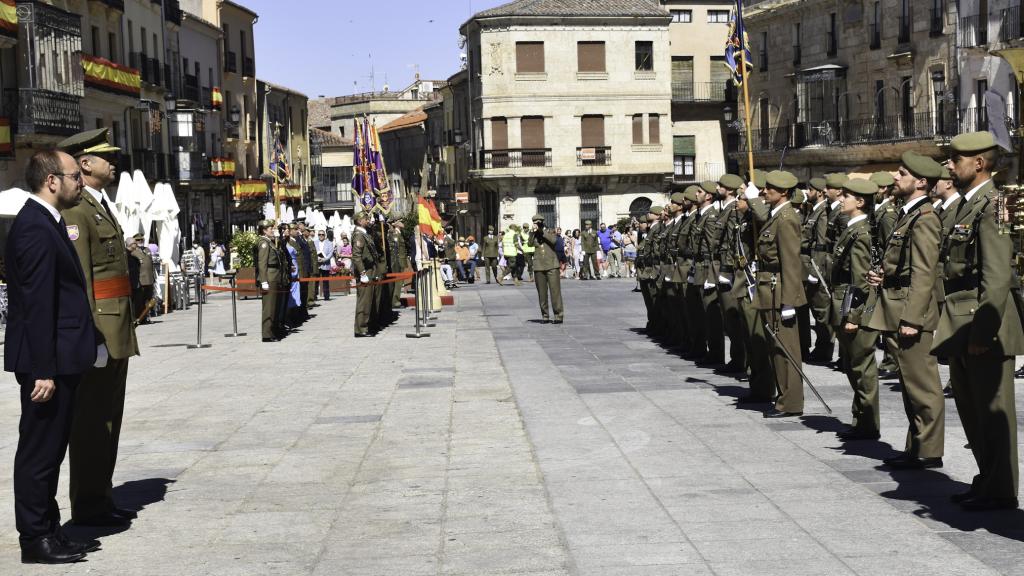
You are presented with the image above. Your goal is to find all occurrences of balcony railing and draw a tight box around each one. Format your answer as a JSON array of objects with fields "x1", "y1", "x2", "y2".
[
  {"x1": 10, "y1": 88, "x2": 82, "y2": 137},
  {"x1": 672, "y1": 81, "x2": 733, "y2": 103},
  {"x1": 869, "y1": 23, "x2": 881, "y2": 49},
  {"x1": 998, "y1": 5, "x2": 1021, "y2": 43},
  {"x1": 164, "y1": 0, "x2": 182, "y2": 25},
  {"x1": 960, "y1": 14, "x2": 987, "y2": 46},
  {"x1": 479, "y1": 148, "x2": 552, "y2": 169},
  {"x1": 225, "y1": 51, "x2": 237, "y2": 73},
  {"x1": 182, "y1": 74, "x2": 199, "y2": 103},
  {"x1": 577, "y1": 146, "x2": 612, "y2": 166},
  {"x1": 674, "y1": 162, "x2": 727, "y2": 184},
  {"x1": 898, "y1": 14, "x2": 911, "y2": 43},
  {"x1": 929, "y1": 8, "x2": 944, "y2": 36},
  {"x1": 242, "y1": 56, "x2": 255, "y2": 77}
]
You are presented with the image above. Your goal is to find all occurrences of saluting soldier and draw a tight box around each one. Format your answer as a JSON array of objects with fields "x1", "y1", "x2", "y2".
[
  {"x1": 693, "y1": 181, "x2": 723, "y2": 365},
  {"x1": 831, "y1": 179, "x2": 882, "y2": 440},
  {"x1": 352, "y1": 211, "x2": 380, "y2": 337},
  {"x1": 714, "y1": 174, "x2": 748, "y2": 373},
  {"x1": 735, "y1": 170, "x2": 774, "y2": 403},
  {"x1": 58, "y1": 128, "x2": 139, "y2": 526},
  {"x1": 580, "y1": 220, "x2": 600, "y2": 280},
  {"x1": 936, "y1": 132, "x2": 1024, "y2": 510},
  {"x1": 865, "y1": 151, "x2": 944, "y2": 469},
  {"x1": 388, "y1": 216, "x2": 409, "y2": 308},
  {"x1": 255, "y1": 220, "x2": 283, "y2": 341},
  {"x1": 481, "y1": 226, "x2": 501, "y2": 284},
  {"x1": 528, "y1": 214, "x2": 564, "y2": 323},
  {"x1": 743, "y1": 170, "x2": 806, "y2": 417}
]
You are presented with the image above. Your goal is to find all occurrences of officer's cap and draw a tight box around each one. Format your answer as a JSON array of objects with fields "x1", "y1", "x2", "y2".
[
  {"x1": 670, "y1": 191, "x2": 686, "y2": 205},
  {"x1": 825, "y1": 172, "x2": 848, "y2": 189},
  {"x1": 354, "y1": 211, "x2": 371, "y2": 221},
  {"x1": 649, "y1": 206, "x2": 663, "y2": 215},
  {"x1": 132, "y1": 233, "x2": 144, "y2": 241},
  {"x1": 532, "y1": 213, "x2": 545, "y2": 223},
  {"x1": 718, "y1": 174, "x2": 745, "y2": 190},
  {"x1": 57, "y1": 128, "x2": 121, "y2": 157},
  {"x1": 584, "y1": 219, "x2": 593, "y2": 225},
  {"x1": 751, "y1": 169, "x2": 767, "y2": 189},
  {"x1": 808, "y1": 177, "x2": 827, "y2": 191},
  {"x1": 683, "y1": 185, "x2": 699, "y2": 203},
  {"x1": 791, "y1": 189, "x2": 806, "y2": 204},
  {"x1": 765, "y1": 170, "x2": 799, "y2": 190},
  {"x1": 869, "y1": 171, "x2": 895, "y2": 187},
  {"x1": 950, "y1": 131, "x2": 998, "y2": 154},
  {"x1": 699, "y1": 180, "x2": 718, "y2": 194},
  {"x1": 901, "y1": 151, "x2": 943, "y2": 179},
  {"x1": 842, "y1": 178, "x2": 879, "y2": 197},
  {"x1": 288, "y1": 223, "x2": 300, "y2": 230},
  {"x1": 487, "y1": 225, "x2": 494, "y2": 232}
]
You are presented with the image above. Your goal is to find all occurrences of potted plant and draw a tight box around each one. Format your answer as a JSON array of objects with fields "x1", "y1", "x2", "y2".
[{"x1": 229, "y1": 231, "x2": 259, "y2": 299}]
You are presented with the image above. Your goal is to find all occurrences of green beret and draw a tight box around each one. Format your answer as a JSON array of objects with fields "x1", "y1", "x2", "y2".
[
  {"x1": 354, "y1": 211, "x2": 371, "y2": 221},
  {"x1": 751, "y1": 169, "x2": 767, "y2": 189},
  {"x1": 940, "y1": 166, "x2": 951, "y2": 180},
  {"x1": 683, "y1": 186, "x2": 699, "y2": 203},
  {"x1": 901, "y1": 151, "x2": 942, "y2": 179},
  {"x1": 57, "y1": 127, "x2": 121, "y2": 157},
  {"x1": 765, "y1": 170, "x2": 798, "y2": 190},
  {"x1": 825, "y1": 173, "x2": 848, "y2": 188},
  {"x1": 718, "y1": 174, "x2": 745, "y2": 190},
  {"x1": 132, "y1": 233, "x2": 144, "y2": 241},
  {"x1": 699, "y1": 181, "x2": 718, "y2": 194},
  {"x1": 950, "y1": 131, "x2": 998, "y2": 154},
  {"x1": 532, "y1": 213, "x2": 545, "y2": 222},
  {"x1": 808, "y1": 177, "x2": 827, "y2": 191},
  {"x1": 488, "y1": 225, "x2": 494, "y2": 232},
  {"x1": 843, "y1": 178, "x2": 879, "y2": 197},
  {"x1": 258, "y1": 219, "x2": 274, "y2": 229},
  {"x1": 791, "y1": 189, "x2": 806, "y2": 204},
  {"x1": 584, "y1": 219, "x2": 593, "y2": 225},
  {"x1": 869, "y1": 171, "x2": 895, "y2": 187},
  {"x1": 649, "y1": 206, "x2": 663, "y2": 215},
  {"x1": 670, "y1": 191, "x2": 686, "y2": 205}
]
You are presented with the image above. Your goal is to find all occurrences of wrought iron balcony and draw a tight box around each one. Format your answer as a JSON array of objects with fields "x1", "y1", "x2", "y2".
[
  {"x1": 164, "y1": 0, "x2": 182, "y2": 25},
  {"x1": 959, "y1": 14, "x2": 987, "y2": 46},
  {"x1": 929, "y1": 8, "x2": 944, "y2": 36},
  {"x1": 869, "y1": 23, "x2": 881, "y2": 49},
  {"x1": 242, "y1": 56, "x2": 255, "y2": 77},
  {"x1": 999, "y1": 5, "x2": 1021, "y2": 43},
  {"x1": 479, "y1": 148, "x2": 552, "y2": 169},
  {"x1": 10, "y1": 88, "x2": 82, "y2": 137},
  {"x1": 673, "y1": 162, "x2": 727, "y2": 184},
  {"x1": 577, "y1": 146, "x2": 612, "y2": 166},
  {"x1": 182, "y1": 74, "x2": 200, "y2": 103},
  {"x1": 672, "y1": 81, "x2": 733, "y2": 103},
  {"x1": 898, "y1": 15, "x2": 911, "y2": 43},
  {"x1": 225, "y1": 51, "x2": 237, "y2": 74}
]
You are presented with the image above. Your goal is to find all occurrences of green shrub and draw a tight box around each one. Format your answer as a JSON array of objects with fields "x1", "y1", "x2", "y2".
[{"x1": 229, "y1": 231, "x2": 260, "y2": 268}]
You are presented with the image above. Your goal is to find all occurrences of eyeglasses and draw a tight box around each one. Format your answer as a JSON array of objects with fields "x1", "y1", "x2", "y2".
[{"x1": 51, "y1": 171, "x2": 83, "y2": 182}]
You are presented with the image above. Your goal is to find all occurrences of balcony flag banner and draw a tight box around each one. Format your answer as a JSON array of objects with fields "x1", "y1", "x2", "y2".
[
  {"x1": 81, "y1": 54, "x2": 141, "y2": 98},
  {"x1": 418, "y1": 196, "x2": 444, "y2": 238},
  {"x1": 211, "y1": 87, "x2": 223, "y2": 110},
  {"x1": 352, "y1": 118, "x2": 377, "y2": 213},
  {"x1": 724, "y1": 1, "x2": 753, "y2": 87}
]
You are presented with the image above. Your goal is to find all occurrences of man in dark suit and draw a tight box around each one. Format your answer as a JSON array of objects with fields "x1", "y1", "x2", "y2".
[{"x1": 5, "y1": 150, "x2": 104, "y2": 563}]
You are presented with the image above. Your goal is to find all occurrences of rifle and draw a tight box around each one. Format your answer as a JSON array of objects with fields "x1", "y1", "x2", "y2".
[{"x1": 735, "y1": 218, "x2": 756, "y2": 301}]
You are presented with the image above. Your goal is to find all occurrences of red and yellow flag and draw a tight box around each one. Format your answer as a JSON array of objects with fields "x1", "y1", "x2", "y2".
[{"x1": 417, "y1": 197, "x2": 443, "y2": 237}]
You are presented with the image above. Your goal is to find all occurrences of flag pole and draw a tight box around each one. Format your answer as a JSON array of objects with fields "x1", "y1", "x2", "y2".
[{"x1": 737, "y1": 2, "x2": 756, "y2": 178}]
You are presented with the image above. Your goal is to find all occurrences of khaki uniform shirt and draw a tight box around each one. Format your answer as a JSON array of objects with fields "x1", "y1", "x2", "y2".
[
  {"x1": 754, "y1": 202, "x2": 806, "y2": 311},
  {"x1": 527, "y1": 229, "x2": 560, "y2": 271}
]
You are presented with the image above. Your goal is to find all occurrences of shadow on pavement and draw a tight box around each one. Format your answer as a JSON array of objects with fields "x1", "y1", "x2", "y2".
[{"x1": 61, "y1": 478, "x2": 175, "y2": 540}]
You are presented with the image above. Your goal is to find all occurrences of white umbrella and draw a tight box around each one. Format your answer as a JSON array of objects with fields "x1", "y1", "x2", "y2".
[
  {"x1": 263, "y1": 202, "x2": 276, "y2": 221},
  {"x1": 153, "y1": 183, "x2": 181, "y2": 272},
  {"x1": 285, "y1": 206, "x2": 295, "y2": 224},
  {"x1": 132, "y1": 170, "x2": 154, "y2": 242},
  {"x1": 0, "y1": 187, "x2": 29, "y2": 217},
  {"x1": 112, "y1": 171, "x2": 135, "y2": 230}
]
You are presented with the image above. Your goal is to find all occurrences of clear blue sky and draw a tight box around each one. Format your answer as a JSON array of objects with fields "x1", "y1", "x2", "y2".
[{"x1": 245, "y1": 0, "x2": 508, "y2": 98}]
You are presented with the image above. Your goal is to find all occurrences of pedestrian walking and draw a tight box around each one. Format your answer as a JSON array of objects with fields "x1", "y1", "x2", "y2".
[
  {"x1": 528, "y1": 215, "x2": 563, "y2": 323},
  {"x1": 580, "y1": 221, "x2": 600, "y2": 279},
  {"x1": 481, "y1": 227, "x2": 501, "y2": 284}
]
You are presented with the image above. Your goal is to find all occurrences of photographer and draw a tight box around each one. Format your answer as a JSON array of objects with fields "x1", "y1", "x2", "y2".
[{"x1": 527, "y1": 215, "x2": 564, "y2": 323}]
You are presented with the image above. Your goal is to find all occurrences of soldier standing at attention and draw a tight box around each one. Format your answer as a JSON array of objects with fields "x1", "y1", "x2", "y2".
[
  {"x1": 128, "y1": 233, "x2": 155, "y2": 323},
  {"x1": 528, "y1": 214, "x2": 563, "y2": 323},
  {"x1": 256, "y1": 220, "x2": 283, "y2": 341},
  {"x1": 388, "y1": 216, "x2": 409, "y2": 308},
  {"x1": 659, "y1": 193, "x2": 685, "y2": 346},
  {"x1": 693, "y1": 181, "x2": 723, "y2": 365},
  {"x1": 735, "y1": 170, "x2": 774, "y2": 403},
  {"x1": 58, "y1": 128, "x2": 138, "y2": 527},
  {"x1": 865, "y1": 151, "x2": 944, "y2": 469},
  {"x1": 580, "y1": 221, "x2": 600, "y2": 280},
  {"x1": 639, "y1": 207, "x2": 663, "y2": 333},
  {"x1": 352, "y1": 211, "x2": 380, "y2": 337},
  {"x1": 482, "y1": 226, "x2": 501, "y2": 284},
  {"x1": 870, "y1": 171, "x2": 901, "y2": 380},
  {"x1": 831, "y1": 179, "x2": 882, "y2": 441},
  {"x1": 937, "y1": 132, "x2": 1024, "y2": 510},
  {"x1": 743, "y1": 170, "x2": 806, "y2": 418},
  {"x1": 715, "y1": 174, "x2": 747, "y2": 373},
  {"x1": 800, "y1": 178, "x2": 828, "y2": 359},
  {"x1": 672, "y1": 189, "x2": 698, "y2": 352}
]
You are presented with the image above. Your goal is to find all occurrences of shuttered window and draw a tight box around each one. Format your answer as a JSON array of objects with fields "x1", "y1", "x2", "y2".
[
  {"x1": 516, "y1": 42, "x2": 544, "y2": 74},
  {"x1": 491, "y1": 117, "x2": 508, "y2": 149},
  {"x1": 521, "y1": 116, "x2": 545, "y2": 149},
  {"x1": 709, "y1": 56, "x2": 731, "y2": 84},
  {"x1": 649, "y1": 114, "x2": 660, "y2": 144},
  {"x1": 632, "y1": 114, "x2": 644, "y2": 144},
  {"x1": 581, "y1": 115, "x2": 605, "y2": 147},
  {"x1": 577, "y1": 41, "x2": 606, "y2": 72},
  {"x1": 674, "y1": 135, "x2": 696, "y2": 156}
]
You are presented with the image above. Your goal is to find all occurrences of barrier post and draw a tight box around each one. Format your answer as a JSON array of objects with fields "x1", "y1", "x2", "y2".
[
  {"x1": 223, "y1": 273, "x2": 247, "y2": 338},
  {"x1": 406, "y1": 269, "x2": 431, "y2": 338},
  {"x1": 187, "y1": 275, "x2": 212, "y2": 349}
]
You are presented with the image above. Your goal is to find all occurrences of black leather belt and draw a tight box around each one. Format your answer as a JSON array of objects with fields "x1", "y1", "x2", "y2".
[
  {"x1": 760, "y1": 263, "x2": 781, "y2": 273},
  {"x1": 882, "y1": 277, "x2": 911, "y2": 289},
  {"x1": 720, "y1": 265, "x2": 735, "y2": 273},
  {"x1": 800, "y1": 247, "x2": 812, "y2": 255},
  {"x1": 944, "y1": 275, "x2": 979, "y2": 294}
]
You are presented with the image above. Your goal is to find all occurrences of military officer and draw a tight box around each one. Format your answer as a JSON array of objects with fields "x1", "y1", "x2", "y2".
[
  {"x1": 936, "y1": 132, "x2": 1024, "y2": 509},
  {"x1": 128, "y1": 233, "x2": 155, "y2": 323},
  {"x1": 865, "y1": 151, "x2": 944, "y2": 469},
  {"x1": 639, "y1": 206, "x2": 663, "y2": 332},
  {"x1": 520, "y1": 221, "x2": 536, "y2": 282},
  {"x1": 299, "y1": 223, "x2": 317, "y2": 307},
  {"x1": 352, "y1": 211, "x2": 380, "y2": 337},
  {"x1": 388, "y1": 216, "x2": 409, "y2": 308},
  {"x1": 735, "y1": 171, "x2": 774, "y2": 402},
  {"x1": 670, "y1": 189, "x2": 698, "y2": 351},
  {"x1": 650, "y1": 208, "x2": 671, "y2": 337},
  {"x1": 807, "y1": 172, "x2": 848, "y2": 363},
  {"x1": 286, "y1": 224, "x2": 309, "y2": 323},
  {"x1": 693, "y1": 181, "x2": 723, "y2": 365},
  {"x1": 255, "y1": 220, "x2": 283, "y2": 341},
  {"x1": 831, "y1": 178, "x2": 882, "y2": 440},
  {"x1": 58, "y1": 128, "x2": 139, "y2": 526},
  {"x1": 742, "y1": 170, "x2": 807, "y2": 417},
  {"x1": 481, "y1": 226, "x2": 501, "y2": 284},
  {"x1": 580, "y1": 220, "x2": 600, "y2": 280},
  {"x1": 800, "y1": 178, "x2": 828, "y2": 359},
  {"x1": 714, "y1": 174, "x2": 747, "y2": 372},
  {"x1": 528, "y1": 214, "x2": 563, "y2": 322}
]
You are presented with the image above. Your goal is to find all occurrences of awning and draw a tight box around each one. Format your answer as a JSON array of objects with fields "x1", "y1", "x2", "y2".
[
  {"x1": 795, "y1": 64, "x2": 847, "y2": 80},
  {"x1": 673, "y1": 135, "x2": 695, "y2": 156}
]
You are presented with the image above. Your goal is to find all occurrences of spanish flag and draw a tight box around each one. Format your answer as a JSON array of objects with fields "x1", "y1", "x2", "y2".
[{"x1": 418, "y1": 197, "x2": 443, "y2": 237}]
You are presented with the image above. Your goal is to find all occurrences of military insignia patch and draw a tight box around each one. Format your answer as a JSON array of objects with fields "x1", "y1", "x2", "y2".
[{"x1": 66, "y1": 225, "x2": 80, "y2": 241}]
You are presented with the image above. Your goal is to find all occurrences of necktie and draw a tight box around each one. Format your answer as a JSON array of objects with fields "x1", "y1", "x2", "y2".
[{"x1": 100, "y1": 196, "x2": 114, "y2": 220}]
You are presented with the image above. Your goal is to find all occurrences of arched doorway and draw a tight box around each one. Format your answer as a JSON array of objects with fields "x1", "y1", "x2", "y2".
[{"x1": 628, "y1": 196, "x2": 652, "y2": 219}]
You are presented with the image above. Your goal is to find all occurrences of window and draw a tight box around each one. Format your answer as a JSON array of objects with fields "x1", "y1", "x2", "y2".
[
  {"x1": 977, "y1": 79, "x2": 989, "y2": 130},
  {"x1": 792, "y1": 23, "x2": 801, "y2": 65},
  {"x1": 577, "y1": 41, "x2": 606, "y2": 73},
  {"x1": 632, "y1": 114, "x2": 644, "y2": 144},
  {"x1": 709, "y1": 56, "x2": 730, "y2": 85},
  {"x1": 141, "y1": 27, "x2": 147, "y2": 56},
  {"x1": 537, "y1": 192, "x2": 557, "y2": 224},
  {"x1": 673, "y1": 136, "x2": 695, "y2": 179},
  {"x1": 932, "y1": 71, "x2": 947, "y2": 134},
  {"x1": 490, "y1": 117, "x2": 508, "y2": 168},
  {"x1": 635, "y1": 41, "x2": 654, "y2": 71},
  {"x1": 875, "y1": 79, "x2": 885, "y2": 120},
  {"x1": 649, "y1": 114, "x2": 660, "y2": 144},
  {"x1": 127, "y1": 20, "x2": 134, "y2": 55},
  {"x1": 870, "y1": 2, "x2": 881, "y2": 48},
  {"x1": 222, "y1": 23, "x2": 230, "y2": 52},
  {"x1": 581, "y1": 115, "x2": 605, "y2": 147},
  {"x1": 899, "y1": 0, "x2": 911, "y2": 42},
  {"x1": 759, "y1": 31, "x2": 768, "y2": 71},
  {"x1": 91, "y1": 26, "x2": 100, "y2": 57},
  {"x1": 108, "y1": 32, "x2": 118, "y2": 63},
  {"x1": 521, "y1": 116, "x2": 545, "y2": 149},
  {"x1": 708, "y1": 10, "x2": 730, "y2": 23},
  {"x1": 516, "y1": 41, "x2": 544, "y2": 73},
  {"x1": 670, "y1": 10, "x2": 692, "y2": 22},
  {"x1": 579, "y1": 190, "x2": 600, "y2": 229},
  {"x1": 672, "y1": 57, "x2": 693, "y2": 99},
  {"x1": 827, "y1": 13, "x2": 837, "y2": 56}
]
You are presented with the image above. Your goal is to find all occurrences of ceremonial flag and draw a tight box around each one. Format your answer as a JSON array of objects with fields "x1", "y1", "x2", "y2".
[
  {"x1": 725, "y1": 0, "x2": 753, "y2": 86},
  {"x1": 417, "y1": 196, "x2": 443, "y2": 237},
  {"x1": 352, "y1": 119, "x2": 376, "y2": 212},
  {"x1": 370, "y1": 122, "x2": 393, "y2": 214},
  {"x1": 270, "y1": 125, "x2": 291, "y2": 183}
]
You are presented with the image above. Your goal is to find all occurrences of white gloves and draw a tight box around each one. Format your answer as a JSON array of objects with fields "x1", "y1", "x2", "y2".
[
  {"x1": 718, "y1": 275, "x2": 732, "y2": 286},
  {"x1": 94, "y1": 343, "x2": 108, "y2": 369},
  {"x1": 781, "y1": 305, "x2": 796, "y2": 320},
  {"x1": 687, "y1": 270, "x2": 696, "y2": 284},
  {"x1": 360, "y1": 274, "x2": 370, "y2": 284},
  {"x1": 261, "y1": 282, "x2": 270, "y2": 290},
  {"x1": 703, "y1": 281, "x2": 716, "y2": 290},
  {"x1": 749, "y1": 261, "x2": 758, "y2": 273},
  {"x1": 807, "y1": 274, "x2": 819, "y2": 284},
  {"x1": 744, "y1": 183, "x2": 760, "y2": 200}
]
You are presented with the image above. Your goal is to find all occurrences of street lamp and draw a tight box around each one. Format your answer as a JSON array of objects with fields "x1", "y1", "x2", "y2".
[
  {"x1": 723, "y1": 104, "x2": 734, "y2": 122},
  {"x1": 230, "y1": 105, "x2": 241, "y2": 124},
  {"x1": 165, "y1": 92, "x2": 177, "y2": 112}
]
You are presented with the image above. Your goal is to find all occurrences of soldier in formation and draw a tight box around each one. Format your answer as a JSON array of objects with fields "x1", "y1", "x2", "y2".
[
  {"x1": 351, "y1": 211, "x2": 381, "y2": 337},
  {"x1": 634, "y1": 132, "x2": 1023, "y2": 509}
]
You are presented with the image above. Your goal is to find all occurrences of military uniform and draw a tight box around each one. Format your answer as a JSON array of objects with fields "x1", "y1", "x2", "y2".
[
  {"x1": 865, "y1": 152, "x2": 944, "y2": 463},
  {"x1": 715, "y1": 175, "x2": 748, "y2": 371},
  {"x1": 934, "y1": 132, "x2": 1024, "y2": 505},
  {"x1": 256, "y1": 225, "x2": 285, "y2": 340},
  {"x1": 831, "y1": 179, "x2": 881, "y2": 437},
  {"x1": 671, "y1": 190, "x2": 698, "y2": 350},
  {"x1": 638, "y1": 208, "x2": 663, "y2": 331},
  {"x1": 528, "y1": 215, "x2": 563, "y2": 322},
  {"x1": 481, "y1": 229, "x2": 501, "y2": 283},
  {"x1": 129, "y1": 234, "x2": 155, "y2": 321},
  {"x1": 58, "y1": 128, "x2": 140, "y2": 522},
  {"x1": 735, "y1": 193, "x2": 774, "y2": 401},
  {"x1": 388, "y1": 221, "x2": 409, "y2": 308},
  {"x1": 800, "y1": 181, "x2": 829, "y2": 358},
  {"x1": 580, "y1": 223, "x2": 600, "y2": 280},
  {"x1": 693, "y1": 182, "x2": 723, "y2": 363},
  {"x1": 520, "y1": 224, "x2": 536, "y2": 281},
  {"x1": 351, "y1": 217, "x2": 380, "y2": 336}
]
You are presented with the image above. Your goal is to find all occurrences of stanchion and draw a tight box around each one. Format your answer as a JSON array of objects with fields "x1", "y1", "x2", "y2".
[
  {"x1": 187, "y1": 275, "x2": 212, "y2": 349},
  {"x1": 406, "y1": 268, "x2": 431, "y2": 338},
  {"x1": 223, "y1": 273, "x2": 247, "y2": 338},
  {"x1": 426, "y1": 265, "x2": 439, "y2": 321}
]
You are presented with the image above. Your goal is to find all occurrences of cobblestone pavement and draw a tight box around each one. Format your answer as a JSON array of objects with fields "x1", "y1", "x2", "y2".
[{"x1": 0, "y1": 278, "x2": 1020, "y2": 575}]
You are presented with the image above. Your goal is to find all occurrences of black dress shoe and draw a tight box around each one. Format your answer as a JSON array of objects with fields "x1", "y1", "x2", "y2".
[
  {"x1": 113, "y1": 507, "x2": 138, "y2": 519},
  {"x1": 552, "y1": 319, "x2": 563, "y2": 324},
  {"x1": 961, "y1": 496, "x2": 1019, "y2": 511},
  {"x1": 354, "y1": 333, "x2": 374, "y2": 338},
  {"x1": 837, "y1": 429, "x2": 881, "y2": 441},
  {"x1": 949, "y1": 490, "x2": 975, "y2": 504},
  {"x1": 1015, "y1": 365, "x2": 1024, "y2": 379},
  {"x1": 736, "y1": 395, "x2": 771, "y2": 404},
  {"x1": 882, "y1": 455, "x2": 943, "y2": 469},
  {"x1": 21, "y1": 535, "x2": 86, "y2": 564},
  {"x1": 715, "y1": 362, "x2": 745, "y2": 374},
  {"x1": 262, "y1": 337, "x2": 279, "y2": 343},
  {"x1": 56, "y1": 530, "x2": 100, "y2": 554},
  {"x1": 943, "y1": 385, "x2": 954, "y2": 398},
  {"x1": 878, "y1": 369, "x2": 900, "y2": 380},
  {"x1": 74, "y1": 510, "x2": 132, "y2": 527},
  {"x1": 763, "y1": 409, "x2": 803, "y2": 418}
]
